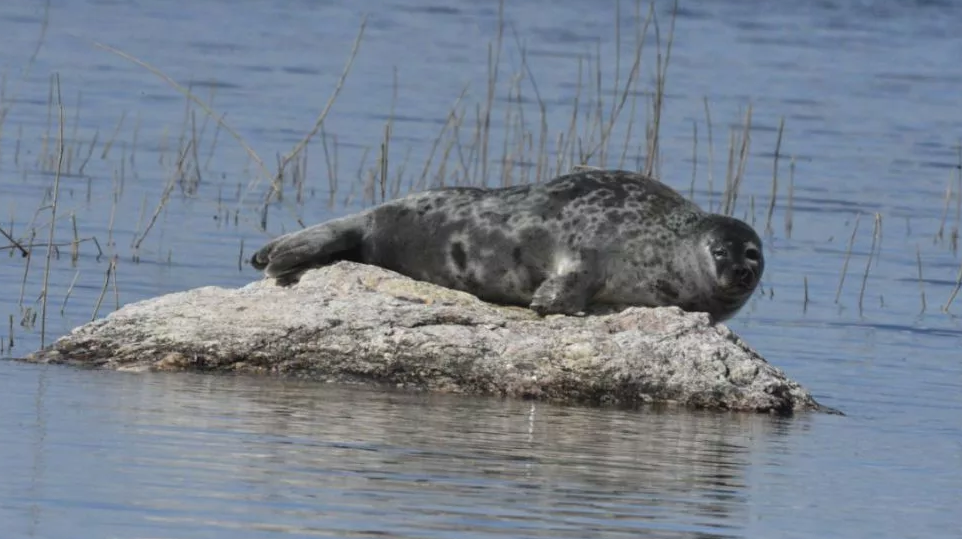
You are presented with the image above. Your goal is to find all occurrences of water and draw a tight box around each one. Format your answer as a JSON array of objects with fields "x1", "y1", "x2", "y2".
[{"x1": 2, "y1": 0, "x2": 962, "y2": 537}]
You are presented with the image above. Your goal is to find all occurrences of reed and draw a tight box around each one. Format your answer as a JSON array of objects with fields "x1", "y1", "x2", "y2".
[
  {"x1": 953, "y1": 141, "x2": 962, "y2": 254},
  {"x1": 101, "y1": 109, "x2": 126, "y2": 161},
  {"x1": 70, "y1": 213, "x2": 79, "y2": 264},
  {"x1": 91, "y1": 258, "x2": 110, "y2": 321},
  {"x1": 131, "y1": 141, "x2": 183, "y2": 259},
  {"x1": 765, "y1": 117, "x2": 785, "y2": 235},
  {"x1": 803, "y1": 276, "x2": 809, "y2": 314},
  {"x1": 835, "y1": 213, "x2": 861, "y2": 304},
  {"x1": 3, "y1": 314, "x2": 12, "y2": 354},
  {"x1": 39, "y1": 74, "x2": 66, "y2": 348},
  {"x1": 916, "y1": 244, "x2": 926, "y2": 314},
  {"x1": 943, "y1": 256, "x2": 962, "y2": 313},
  {"x1": 643, "y1": 0, "x2": 677, "y2": 178},
  {"x1": 260, "y1": 15, "x2": 368, "y2": 222},
  {"x1": 61, "y1": 269, "x2": 80, "y2": 315},
  {"x1": 0, "y1": 225, "x2": 28, "y2": 257},
  {"x1": 858, "y1": 213, "x2": 882, "y2": 315},
  {"x1": 785, "y1": 156, "x2": 795, "y2": 238},
  {"x1": 702, "y1": 97, "x2": 715, "y2": 212}
]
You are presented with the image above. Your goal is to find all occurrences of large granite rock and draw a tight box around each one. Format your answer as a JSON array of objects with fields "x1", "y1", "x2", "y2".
[{"x1": 24, "y1": 261, "x2": 838, "y2": 414}]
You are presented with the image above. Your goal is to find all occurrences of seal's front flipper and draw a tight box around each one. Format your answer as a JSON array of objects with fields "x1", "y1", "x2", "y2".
[
  {"x1": 529, "y1": 252, "x2": 604, "y2": 316},
  {"x1": 251, "y1": 214, "x2": 367, "y2": 286}
]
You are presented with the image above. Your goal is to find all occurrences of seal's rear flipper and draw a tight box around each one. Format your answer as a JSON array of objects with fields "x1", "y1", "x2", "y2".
[{"x1": 251, "y1": 214, "x2": 367, "y2": 286}]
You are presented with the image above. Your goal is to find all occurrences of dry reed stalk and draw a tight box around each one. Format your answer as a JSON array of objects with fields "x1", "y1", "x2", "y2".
[
  {"x1": 435, "y1": 106, "x2": 466, "y2": 187},
  {"x1": 119, "y1": 141, "x2": 127, "y2": 195},
  {"x1": 785, "y1": 156, "x2": 795, "y2": 237},
  {"x1": 320, "y1": 127, "x2": 338, "y2": 207},
  {"x1": 689, "y1": 121, "x2": 697, "y2": 199},
  {"x1": 91, "y1": 41, "x2": 273, "y2": 197},
  {"x1": 66, "y1": 90, "x2": 82, "y2": 174},
  {"x1": 203, "y1": 112, "x2": 224, "y2": 172},
  {"x1": 723, "y1": 128, "x2": 736, "y2": 212},
  {"x1": 132, "y1": 193, "x2": 148, "y2": 258},
  {"x1": 0, "y1": 225, "x2": 27, "y2": 257},
  {"x1": 60, "y1": 269, "x2": 80, "y2": 315},
  {"x1": 600, "y1": 0, "x2": 650, "y2": 167},
  {"x1": 726, "y1": 104, "x2": 753, "y2": 216},
  {"x1": 511, "y1": 28, "x2": 548, "y2": 184},
  {"x1": 500, "y1": 83, "x2": 518, "y2": 186},
  {"x1": 803, "y1": 276, "x2": 809, "y2": 313},
  {"x1": 78, "y1": 129, "x2": 98, "y2": 176},
  {"x1": 480, "y1": 0, "x2": 505, "y2": 185},
  {"x1": 610, "y1": 0, "x2": 622, "y2": 163},
  {"x1": 132, "y1": 141, "x2": 185, "y2": 255},
  {"x1": 268, "y1": 17, "x2": 368, "y2": 210},
  {"x1": 703, "y1": 97, "x2": 715, "y2": 211},
  {"x1": 390, "y1": 147, "x2": 412, "y2": 199},
  {"x1": 40, "y1": 74, "x2": 66, "y2": 348},
  {"x1": 952, "y1": 141, "x2": 962, "y2": 253},
  {"x1": 40, "y1": 74, "x2": 53, "y2": 169},
  {"x1": 101, "y1": 110, "x2": 126, "y2": 160},
  {"x1": 107, "y1": 181, "x2": 118, "y2": 249},
  {"x1": 91, "y1": 257, "x2": 114, "y2": 321},
  {"x1": 943, "y1": 261, "x2": 962, "y2": 313},
  {"x1": 15, "y1": 124, "x2": 22, "y2": 167},
  {"x1": 190, "y1": 110, "x2": 203, "y2": 192},
  {"x1": 28, "y1": 0, "x2": 51, "y2": 68},
  {"x1": 175, "y1": 83, "x2": 193, "y2": 166},
  {"x1": 196, "y1": 85, "x2": 215, "y2": 145},
  {"x1": 835, "y1": 213, "x2": 861, "y2": 304},
  {"x1": 448, "y1": 102, "x2": 473, "y2": 186},
  {"x1": 130, "y1": 111, "x2": 141, "y2": 169},
  {"x1": 916, "y1": 244, "x2": 926, "y2": 313},
  {"x1": 112, "y1": 257, "x2": 120, "y2": 310},
  {"x1": 936, "y1": 178, "x2": 951, "y2": 243},
  {"x1": 237, "y1": 238, "x2": 245, "y2": 272},
  {"x1": 70, "y1": 213, "x2": 79, "y2": 264},
  {"x1": 378, "y1": 121, "x2": 391, "y2": 204},
  {"x1": 643, "y1": 0, "x2": 677, "y2": 178},
  {"x1": 618, "y1": 76, "x2": 640, "y2": 170},
  {"x1": 296, "y1": 143, "x2": 309, "y2": 204},
  {"x1": 766, "y1": 117, "x2": 785, "y2": 235},
  {"x1": 562, "y1": 57, "x2": 583, "y2": 169},
  {"x1": 857, "y1": 213, "x2": 882, "y2": 315},
  {"x1": 416, "y1": 85, "x2": 468, "y2": 192}
]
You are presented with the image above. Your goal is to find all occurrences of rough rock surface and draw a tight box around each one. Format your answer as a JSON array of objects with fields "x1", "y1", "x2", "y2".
[{"x1": 24, "y1": 262, "x2": 838, "y2": 414}]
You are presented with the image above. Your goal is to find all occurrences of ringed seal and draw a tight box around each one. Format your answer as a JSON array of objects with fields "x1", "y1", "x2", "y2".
[{"x1": 251, "y1": 169, "x2": 764, "y2": 322}]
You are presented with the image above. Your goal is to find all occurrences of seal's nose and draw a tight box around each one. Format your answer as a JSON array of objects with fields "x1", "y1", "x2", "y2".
[{"x1": 734, "y1": 266, "x2": 754, "y2": 286}]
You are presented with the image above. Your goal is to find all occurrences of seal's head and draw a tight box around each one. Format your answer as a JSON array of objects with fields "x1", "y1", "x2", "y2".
[{"x1": 682, "y1": 214, "x2": 764, "y2": 321}]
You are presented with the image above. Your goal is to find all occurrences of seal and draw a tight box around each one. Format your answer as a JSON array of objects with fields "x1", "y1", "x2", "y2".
[{"x1": 251, "y1": 169, "x2": 764, "y2": 321}]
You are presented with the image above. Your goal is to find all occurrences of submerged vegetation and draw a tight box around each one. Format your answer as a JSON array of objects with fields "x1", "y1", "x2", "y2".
[{"x1": 1, "y1": 0, "x2": 961, "y2": 356}]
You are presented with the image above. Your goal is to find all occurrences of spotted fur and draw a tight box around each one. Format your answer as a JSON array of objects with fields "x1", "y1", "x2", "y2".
[{"x1": 251, "y1": 170, "x2": 764, "y2": 321}]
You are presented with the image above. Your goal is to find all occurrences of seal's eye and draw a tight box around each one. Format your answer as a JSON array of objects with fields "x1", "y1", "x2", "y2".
[
  {"x1": 745, "y1": 248, "x2": 760, "y2": 262},
  {"x1": 711, "y1": 247, "x2": 729, "y2": 259}
]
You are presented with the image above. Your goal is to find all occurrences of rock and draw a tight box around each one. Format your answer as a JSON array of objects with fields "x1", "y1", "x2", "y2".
[{"x1": 23, "y1": 261, "x2": 839, "y2": 414}]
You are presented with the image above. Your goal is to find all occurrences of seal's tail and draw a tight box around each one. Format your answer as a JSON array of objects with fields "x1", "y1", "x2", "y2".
[{"x1": 251, "y1": 213, "x2": 367, "y2": 286}]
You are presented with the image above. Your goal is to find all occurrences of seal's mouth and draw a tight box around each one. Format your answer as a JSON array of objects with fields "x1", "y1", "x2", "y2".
[
  {"x1": 734, "y1": 266, "x2": 756, "y2": 288},
  {"x1": 720, "y1": 265, "x2": 757, "y2": 294}
]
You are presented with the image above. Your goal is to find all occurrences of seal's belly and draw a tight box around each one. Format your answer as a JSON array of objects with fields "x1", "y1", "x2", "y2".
[{"x1": 365, "y1": 208, "x2": 558, "y2": 305}]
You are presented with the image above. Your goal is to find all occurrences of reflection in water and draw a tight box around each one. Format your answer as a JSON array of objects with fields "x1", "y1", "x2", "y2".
[{"x1": 4, "y1": 364, "x2": 803, "y2": 538}]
